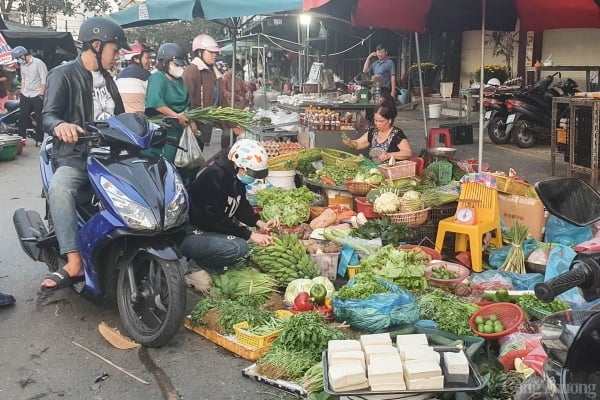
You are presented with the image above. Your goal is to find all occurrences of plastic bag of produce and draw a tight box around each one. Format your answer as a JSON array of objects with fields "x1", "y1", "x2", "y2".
[
  {"x1": 545, "y1": 215, "x2": 592, "y2": 246},
  {"x1": 332, "y1": 278, "x2": 419, "y2": 332},
  {"x1": 488, "y1": 239, "x2": 539, "y2": 269}
]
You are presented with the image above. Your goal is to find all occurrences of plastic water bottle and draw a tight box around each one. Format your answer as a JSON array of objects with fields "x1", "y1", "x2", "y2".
[{"x1": 374, "y1": 82, "x2": 381, "y2": 103}]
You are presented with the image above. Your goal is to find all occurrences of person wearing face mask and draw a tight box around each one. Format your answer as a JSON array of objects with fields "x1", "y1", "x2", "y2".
[
  {"x1": 145, "y1": 42, "x2": 198, "y2": 184},
  {"x1": 11, "y1": 46, "x2": 47, "y2": 146},
  {"x1": 40, "y1": 17, "x2": 128, "y2": 291},
  {"x1": 183, "y1": 33, "x2": 226, "y2": 150},
  {"x1": 180, "y1": 139, "x2": 279, "y2": 273}
]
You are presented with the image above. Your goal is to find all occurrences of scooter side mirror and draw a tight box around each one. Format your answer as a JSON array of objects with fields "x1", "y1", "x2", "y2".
[{"x1": 535, "y1": 178, "x2": 600, "y2": 226}]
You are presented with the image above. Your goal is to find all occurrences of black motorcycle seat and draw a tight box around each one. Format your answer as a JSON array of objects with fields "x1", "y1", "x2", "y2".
[{"x1": 5, "y1": 100, "x2": 19, "y2": 112}]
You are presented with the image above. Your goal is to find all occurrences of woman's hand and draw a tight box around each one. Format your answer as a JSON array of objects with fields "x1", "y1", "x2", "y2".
[
  {"x1": 250, "y1": 232, "x2": 274, "y2": 247},
  {"x1": 378, "y1": 152, "x2": 392, "y2": 162},
  {"x1": 175, "y1": 112, "x2": 188, "y2": 126},
  {"x1": 256, "y1": 219, "x2": 280, "y2": 232}
]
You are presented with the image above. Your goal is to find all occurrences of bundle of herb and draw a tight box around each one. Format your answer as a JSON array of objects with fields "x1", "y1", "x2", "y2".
[{"x1": 500, "y1": 221, "x2": 529, "y2": 274}]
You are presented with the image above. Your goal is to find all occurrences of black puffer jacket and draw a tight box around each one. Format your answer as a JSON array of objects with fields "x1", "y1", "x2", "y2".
[{"x1": 42, "y1": 57, "x2": 125, "y2": 170}]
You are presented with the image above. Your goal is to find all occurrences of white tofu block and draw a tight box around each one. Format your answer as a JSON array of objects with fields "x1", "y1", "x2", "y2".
[
  {"x1": 395, "y1": 333, "x2": 428, "y2": 346},
  {"x1": 370, "y1": 383, "x2": 408, "y2": 392},
  {"x1": 397, "y1": 344, "x2": 430, "y2": 359},
  {"x1": 331, "y1": 380, "x2": 370, "y2": 392},
  {"x1": 360, "y1": 333, "x2": 392, "y2": 349},
  {"x1": 403, "y1": 360, "x2": 442, "y2": 380},
  {"x1": 328, "y1": 359, "x2": 367, "y2": 391},
  {"x1": 329, "y1": 350, "x2": 366, "y2": 370},
  {"x1": 369, "y1": 361, "x2": 403, "y2": 376},
  {"x1": 328, "y1": 339, "x2": 362, "y2": 353},
  {"x1": 406, "y1": 375, "x2": 445, "y2": 390},
  {"x1": 402, "y1": 348, "x2": 440, "y2": 364},
  {"x1": 368, "y1": 353, "x2": 402, "y2": 368},
  {"x1": 363, "y1": 345, "x2": 397, "y2": 364},
  {"x1": 443, "y1": 351, "x2": 470, "y2": 383}
]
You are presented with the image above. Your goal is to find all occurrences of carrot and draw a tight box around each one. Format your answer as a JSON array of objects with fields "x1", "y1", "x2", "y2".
[{"x1": 320, "y1": 176, "x2": 336, "y2": 186}]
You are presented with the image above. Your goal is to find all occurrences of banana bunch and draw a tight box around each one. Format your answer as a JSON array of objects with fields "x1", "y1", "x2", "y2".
[{"x1": 250, "y1": 231, "x2": 321, "y2": 286}]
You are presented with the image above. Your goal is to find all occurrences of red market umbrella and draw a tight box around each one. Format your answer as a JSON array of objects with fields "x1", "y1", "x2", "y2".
[{"x1": 304, "y1": 0, "x2": 600, "y2": 170}]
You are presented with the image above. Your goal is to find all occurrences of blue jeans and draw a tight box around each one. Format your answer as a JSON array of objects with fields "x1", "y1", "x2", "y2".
[
  {"x1": 179, "y1": 230, "x2": 249, "y2": 272},
  {"x1": 48, "y1": 166, "x2": 89, "y2": 255}
]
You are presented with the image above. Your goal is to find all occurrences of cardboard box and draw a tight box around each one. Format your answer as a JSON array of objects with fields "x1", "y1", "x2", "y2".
[{"x1": 498, "y1": 193, "x2": 547, "y2": 240}]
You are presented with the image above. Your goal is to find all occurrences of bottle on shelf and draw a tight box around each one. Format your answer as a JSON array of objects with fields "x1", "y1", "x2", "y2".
[{"x1": 374, "y1": 82, "x2": 381, "y2": 104}]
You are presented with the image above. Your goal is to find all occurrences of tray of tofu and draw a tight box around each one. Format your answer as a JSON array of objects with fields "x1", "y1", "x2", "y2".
[{"x1": 323, "y1": 333, "x2": 485, "y2": 395}]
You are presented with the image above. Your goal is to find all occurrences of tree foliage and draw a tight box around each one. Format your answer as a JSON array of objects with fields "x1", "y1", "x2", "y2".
[
  {"x1": 485, "y1": 31, "x2": 519, "y2": 78},
  {"x1": 4, "y1": 0, "x2": 115, "y2": 27},
  {"x1": 125, "y1": 18, "x2": 226, "y2": 55}
]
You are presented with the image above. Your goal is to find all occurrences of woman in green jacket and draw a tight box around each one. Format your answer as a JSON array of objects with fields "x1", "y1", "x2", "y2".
[{"x1": 145, "y1": 42, "x2": 199, "y2": 184}]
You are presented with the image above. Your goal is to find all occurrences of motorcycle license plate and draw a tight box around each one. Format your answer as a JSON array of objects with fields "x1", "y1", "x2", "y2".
[
  {"x1": 484, "y1": 111, "x2": 492, "y2": 120},
  {"x1": 506, "y1": 114, "x2": 516, "y2": 124}
]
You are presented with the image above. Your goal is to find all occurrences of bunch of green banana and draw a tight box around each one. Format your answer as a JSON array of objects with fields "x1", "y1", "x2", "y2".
[{"x1": 250, "y1": 232, "x2": 320, "y2": 286}]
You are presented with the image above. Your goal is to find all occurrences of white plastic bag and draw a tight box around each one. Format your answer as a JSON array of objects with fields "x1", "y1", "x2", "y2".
[{"x1": 174, "y1": 126, "x2": 205, "y2": 169}]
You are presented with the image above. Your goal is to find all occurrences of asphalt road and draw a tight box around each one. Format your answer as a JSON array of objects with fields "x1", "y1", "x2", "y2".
[{"x1": 0, "y1": 113, "x2": 569, "y2": 400}]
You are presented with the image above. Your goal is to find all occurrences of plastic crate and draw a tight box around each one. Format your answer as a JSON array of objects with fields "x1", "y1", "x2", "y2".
[
  {"x1": 310, "y1": 252, "x2": 340, "y2": 280},
  {"x1": 493, "y1": 174, "x2": 535, "y2": 197},
  {"x1": 347, "y1": 265, "x2": 361, "y2": 278},
  {"x1": 440, "y1": 123, "x2": 474, "y2": 145},
  {"x1": 378, "y1": 160, "x2": 416, "y2": 180},
  {"x1": 233, "y1": 310, "x2": 292, "y2": 349},
  {"x1": 406, "y1": 203, "x2": 457, "y2": 246}
]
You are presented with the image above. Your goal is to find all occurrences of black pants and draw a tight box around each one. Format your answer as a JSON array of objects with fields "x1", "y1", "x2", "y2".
[{"x1": 19, "y1": 95, "x2": 44, "y2": 142}]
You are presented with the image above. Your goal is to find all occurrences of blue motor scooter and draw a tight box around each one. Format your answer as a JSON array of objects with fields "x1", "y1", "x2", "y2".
[{"x1": 13, "y1": 113, "x2": 189, "y2": 347}]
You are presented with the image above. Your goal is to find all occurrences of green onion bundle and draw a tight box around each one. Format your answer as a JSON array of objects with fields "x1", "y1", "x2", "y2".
[
  {"x1": 500, "y1": 221, "x2": 529, "y2": 274},
  {"x1": 184, "y1": 107, "x2": 256, "y2": 130}
]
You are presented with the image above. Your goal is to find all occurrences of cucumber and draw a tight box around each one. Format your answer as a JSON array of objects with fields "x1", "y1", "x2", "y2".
[{"x1": 387, "y1": 325, "x2": 416, "y2": 341}]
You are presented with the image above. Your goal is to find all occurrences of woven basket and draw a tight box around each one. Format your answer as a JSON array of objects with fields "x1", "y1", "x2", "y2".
[
  {"x1": 355, "y1": 197, "x2": 381, "y2": 218},
  {"x1": 322, "y1": 148, "x2": 363, "y2": 168},
  {"x1": 379, "y1": 160, "x2": 416, "y2": 180},
  {"x1": 492, "y1": 174, "x2": 535, "y2": 197},
  {"x1": 345, "y1": 180, "x2": 378, "y2": 196},
  {"x1": 268, "y1": 152, "x2": 299, "y2": 171},
  {"x1": 387, "y1": 207, "x2": 431, "y2": 227}
]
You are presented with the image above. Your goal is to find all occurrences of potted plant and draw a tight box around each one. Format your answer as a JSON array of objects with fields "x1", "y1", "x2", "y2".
[
  {"x1": 473, "y1": 64, "x2": 509, "y2": 85},
  {"x1": 409, "y1": 62, "x2": 438, "y2": 96}
]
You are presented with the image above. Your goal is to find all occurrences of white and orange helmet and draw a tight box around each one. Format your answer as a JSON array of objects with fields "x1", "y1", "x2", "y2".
[{"x1": 228, "y1": 139, "x2": 269, "y2": 179}]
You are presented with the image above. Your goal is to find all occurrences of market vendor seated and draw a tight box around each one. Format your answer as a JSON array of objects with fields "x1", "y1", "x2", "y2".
[
  {"x1": 342, "y1": 99, "x2": 412, "y2": 164},
  {"x1": 180, "y1": 139, "x2": 279, "y2": 273}
]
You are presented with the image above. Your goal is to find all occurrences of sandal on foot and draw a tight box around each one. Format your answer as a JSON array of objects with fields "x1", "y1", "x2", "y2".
[{"x1": 41, "y1": 269, "x2": 84, "y2": 291}]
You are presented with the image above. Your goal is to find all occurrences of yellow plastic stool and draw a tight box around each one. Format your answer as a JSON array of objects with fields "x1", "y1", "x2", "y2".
[{"x1": 435, "y1": 181, "x2": 502, "y2": 272}]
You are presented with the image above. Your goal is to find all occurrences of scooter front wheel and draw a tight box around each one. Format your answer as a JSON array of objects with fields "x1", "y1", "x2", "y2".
[
  {"x1": 117, "y1": 253, "x2": 186, "y2": 347},
  {"x1": 487, "y1": 115, "x2": 511, "y2": 144},
  {"x1": 513, "y1": 120, "x2": 537, "y2": 148}
]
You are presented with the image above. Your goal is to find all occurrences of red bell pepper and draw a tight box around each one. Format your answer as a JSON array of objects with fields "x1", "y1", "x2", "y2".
[{"x1": 293, "y1": 292, "x2": 315, "y2": 312}]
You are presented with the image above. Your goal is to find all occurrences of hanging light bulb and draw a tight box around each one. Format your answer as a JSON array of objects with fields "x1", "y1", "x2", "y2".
[{"x1": 318, "y1": 21, "x2": 327, "y2": 39}]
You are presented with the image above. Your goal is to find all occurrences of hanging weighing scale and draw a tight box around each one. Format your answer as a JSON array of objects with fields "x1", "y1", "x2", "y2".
[{"x1": 426, "y1": 147, "x2": 457, "y2": 185}]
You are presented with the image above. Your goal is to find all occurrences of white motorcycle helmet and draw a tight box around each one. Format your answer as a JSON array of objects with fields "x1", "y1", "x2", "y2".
[
  {"x1": 487, "y1": 78, "x2": 501, "y2": 87},
  {"x1": 192, "y1": 34, "x2": 221, "y2": 53},
  {"x1": 228, "y1": 139, "x2": 269, "y2": 179}
]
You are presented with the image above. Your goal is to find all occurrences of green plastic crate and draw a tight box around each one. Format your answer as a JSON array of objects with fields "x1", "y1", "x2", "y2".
[{"x1": 0, "y1": 143, "x2": 17, "y2": 161}]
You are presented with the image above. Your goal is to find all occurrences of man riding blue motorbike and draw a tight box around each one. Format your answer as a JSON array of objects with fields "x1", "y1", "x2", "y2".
[{"x1": 14, "y1": 16, "x2": 189, "y2": 347}]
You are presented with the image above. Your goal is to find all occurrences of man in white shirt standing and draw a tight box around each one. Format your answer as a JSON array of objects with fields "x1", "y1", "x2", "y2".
[
  {"x1": 12, "y1": 46, "x2": 47, "y2": 146},
  {"x1": 116, "y1": 43, "x2": 153, "y2": 113}
]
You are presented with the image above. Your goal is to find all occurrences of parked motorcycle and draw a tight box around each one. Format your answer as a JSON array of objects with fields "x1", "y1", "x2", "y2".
[
  {"x1": 504, "y1": 73, "x2": 578, "y2": 148},
  {"x1": 483, "y1": 86, "x2": 515, "y2": 145},
  {"x1": 13, "y1": 113, "x2": 189, "y2": 347},
  {"x1": 0, "y1": 100, "x2": 22, "y2": 135},
  {"x1": 513, "y1": 177, "x2": 600, "y2": 400}
]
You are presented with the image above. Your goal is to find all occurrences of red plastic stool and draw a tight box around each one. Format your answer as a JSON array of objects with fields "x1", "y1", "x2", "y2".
[
  {"x1": 428, "y1": 128, "x2": 452, "y2": 148},
  {"x1": 409, "y1": 156, "x2": 425, "y2": 175}
]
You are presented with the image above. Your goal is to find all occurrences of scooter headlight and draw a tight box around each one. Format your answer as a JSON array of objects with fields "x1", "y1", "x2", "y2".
[
  {"x1": 100, "y1": 176, "x2": 157, "y2": 230},
  {"x1": 165, "y1": 173, "x2": 188, "y2": 229}
]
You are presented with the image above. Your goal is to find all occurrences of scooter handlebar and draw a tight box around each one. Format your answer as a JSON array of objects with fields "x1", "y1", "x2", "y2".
[{"x1": 534, "y1": 260, "x2": 590, "y2": 303}]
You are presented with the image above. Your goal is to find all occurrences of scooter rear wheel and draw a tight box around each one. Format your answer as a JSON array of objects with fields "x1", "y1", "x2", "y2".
[
  {"x1": 513, "y1": 120, "x2": 537, "y2": 148},
  {"x1": 117, "y1": 253, "x2": 186, "y2": 347},
  {"x1": 487, "y1": 115, "x2": 511, "y2": 144}
]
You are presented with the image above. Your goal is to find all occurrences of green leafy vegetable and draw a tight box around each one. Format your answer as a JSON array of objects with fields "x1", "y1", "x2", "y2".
[
  {"x1": 351, "y1": 217, "x2": 408, "y2": 246},
  {"x1": 360, "y1": 245, "x2": 429, "y2": 290},
  {"x1": 256, "y1": 186, "x2": 314, "y2": 226},
  {"x1": 418, "y1": 289, "x2": 479, "y2": 336}
]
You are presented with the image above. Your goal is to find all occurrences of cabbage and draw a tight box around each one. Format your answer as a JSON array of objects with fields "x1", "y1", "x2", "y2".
[
  {"x1": 284, "y1": 279, "x2": 315, "y2": 304},
  {"x1": 283, "y1": 277, "x2": 335, "y2": 303}
]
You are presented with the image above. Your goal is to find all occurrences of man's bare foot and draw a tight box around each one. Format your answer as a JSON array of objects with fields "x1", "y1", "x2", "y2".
[{"x1": 41, "y1": 252, "x2": 84, "y2": 289}]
